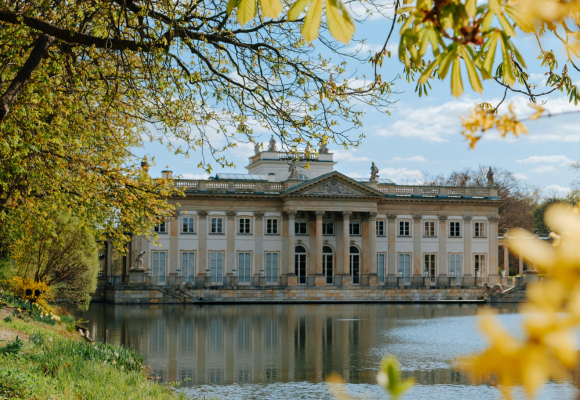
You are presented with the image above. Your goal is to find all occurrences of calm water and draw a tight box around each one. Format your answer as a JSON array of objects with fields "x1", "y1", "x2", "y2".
[{"x1": 77, "y1": 304, "x2": 578, "y2": 399}]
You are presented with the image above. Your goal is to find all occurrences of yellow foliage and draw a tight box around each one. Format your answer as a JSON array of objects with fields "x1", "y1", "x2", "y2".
[
  {"x1": 461, "y1": 204, "x2": 580, "y2": 398},
  {"x1": 0, "y1": 277, "x2": 54, "y2": 312}
]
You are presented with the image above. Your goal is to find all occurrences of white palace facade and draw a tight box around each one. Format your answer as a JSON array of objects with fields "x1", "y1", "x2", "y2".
[{"x1": 127, "y1": 146, "x2": 502, "y2": 290}]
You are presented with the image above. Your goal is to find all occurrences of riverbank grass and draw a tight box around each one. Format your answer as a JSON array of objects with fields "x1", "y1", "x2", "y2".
[{"x1": 0, "y1": 306, "x2": 185, "y2": 399}]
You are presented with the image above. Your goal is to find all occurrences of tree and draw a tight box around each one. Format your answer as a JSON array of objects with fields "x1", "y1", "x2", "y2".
[
  {"x1": 0, "y1": 0, "x2": 393, "y2": 249},
  {"x1": 7, "y1": 213, "x2": 100, "y2": 310},
  {"x1": 422, "y1": 166, "x2": 538, "y2": 232}
]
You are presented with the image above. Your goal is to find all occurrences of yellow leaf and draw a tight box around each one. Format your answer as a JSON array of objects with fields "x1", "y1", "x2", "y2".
[
  {"x1": 325, "y1": 0, "x2": 355, "y2": 44},
  {"x1": 237, "y1": 0, "x2": 257, "y2": 25},
  {"x1": 451, "y1": 55, "x2": 463, "y2": 98},
  {"x1": 528, "y1": 103, "x2": 545, "y2": 120},
  {"x1": 260, "y1": 0, "x2": 283, "y2": 18},
  {"x1": 301, "y1": 0, "x2": 324, "y2": 42},
  {"x1": 288, "y1": 0, "x2": 311, "y2": 20},
  {"x1": 227, "y1": 0, "x2": 239, "y2": 14},
  {"x1": 500, "y1": 33, "x2": 516, "y2": 85},
  {"x1": 497, "y1": 13, "x2": 516, "y2": 37},
  {"x1": 465, "y1": 0, "x2": 476, "y2": 18},
  {"x1": 482, "y1": 30, "x2": 500, "y2": 79},
  {"x1": 461, "y1": 47, "x2": 483, "y2": 93},
  {"x1": 488, "y1": 0, "x2": 502, "y2": 15}
]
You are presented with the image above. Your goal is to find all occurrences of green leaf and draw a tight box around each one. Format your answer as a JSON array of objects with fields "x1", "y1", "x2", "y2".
[
  {"x1": 500, "y1": 33, "x2": 516, "y2": 85},
  {"x1": 488, "y1": 0, "x2": 502, "y2": 15},
  {"x1": 301, "y1": 0, "x2": 324, "y2": 42},
  {"x1": 326, "y1": 0, "x2": 356, "y2": 44},
  {"x1": 237, "y1": 0, "x2": 257, "y2": 25},
  {"x1": 481, "y1": 11, "x2": 494, "y2": 32},
  {"x1": 461, "y1": 46, "x2": 483, "y2": 93},
  {"x1": 288, "y1": 0, "x2": 312, "y2": 20},
  {"x1": 260, "y1": 0, "x2": 283, "y2": 18},
  {"x1": 227, "y1": 0, "x2": 240, "y2": 15},
  {"x1": 451, "y1": 55, "x2": 463, "y2": 98},
  {"x1": 437, "y1": 46, "x2": 455, "y2": 79},
  {"x1": 465, "y1": 0, "x2": 476, "y2": 18},
  {"x1": 497, "y1": 13, "x2": 516, "y2": 37},
  {"x1": 418, "y1": 56, "x2": 441, "y2": 84},
  {"x1": 505, "y1": 6, "x2": 535, "y2": 33},
  {"x1": 482, "y1": 30, "x2": 500, "y2": 79}
]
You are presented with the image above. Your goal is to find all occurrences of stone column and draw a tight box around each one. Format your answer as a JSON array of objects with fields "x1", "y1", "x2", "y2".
[
  {"x1": 198, "y1": 211, "x2": 208, "y2": 276},
  {"x1": 255, "y1": 212, "x2": 264, "y2": 279},
  {"x1": 342, "y1": 211, "x2": 351, "y2": 286},
  {"x1": 488, "y1": 216, "x2": 499, "y2": 284},
  {"x1": 438, "y1": 216, "x2": 447, "y2": 277},
  {"x1": 387, "y1": 214, "x2": 397, "y2": 279},
  {"x1": 287, "y1": 211, "x2": 298, "y2": 286},
  {"x1": 413, "y1": 215, "x2": 422, "y2": 276},
  {"x1": 519, "y1": 249, "x2": 524, "y2": 276},
  {"x1": 226, "y1": 211, "x2": 236, "y2": 276},
  {"x1": 315, "y1": 211, "x2": 325, "y2": 286},
  {"x1": 368, "y1": 212, "x2": 379, "y2": 286},
  {"x1": 504, "y1": 245, "x2": 509, "y2": 274},
  {"x1": 169, "y1": 215, "x2": 179, "y2": 280},
  {"x1": 463, "y1": 215, "x2": 473, "y2": 276},
  {"x1": 361, "y1": 214, "x2": 370, "y2": 284}
]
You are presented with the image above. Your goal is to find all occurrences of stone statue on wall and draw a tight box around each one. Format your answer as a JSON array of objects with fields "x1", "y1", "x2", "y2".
[
  {"x1": 268, "y1": 135, "x2": 277, "y2": 151},
  {"x1": 319, "y1": 142, "x2": 329, "y2": 154},
  {"x1": 370, "y1": 162, "x2": 379, "y2": 182},
  {"x1": 254, "y1": 142, "x2": 261, "y2": 155},
  {"x1": 288, "y1": 159, "x2": 298, "y2": 179},
  {"x1": 133, "y1": 251, "x2": 146, "y2": 270},
  {"x1": 487, "y1": 166, "x2": 494, "y2": 186}
]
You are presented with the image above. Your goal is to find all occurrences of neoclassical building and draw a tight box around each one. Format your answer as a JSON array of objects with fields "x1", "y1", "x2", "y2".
[{"x1": 129, "y1": 146, "x2": 502, "y2": 289}]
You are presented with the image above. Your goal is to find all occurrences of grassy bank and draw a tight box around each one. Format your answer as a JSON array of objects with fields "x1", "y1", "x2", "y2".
[{"x1": 0, "y1": 305, "x2": 185, "y2": 399}]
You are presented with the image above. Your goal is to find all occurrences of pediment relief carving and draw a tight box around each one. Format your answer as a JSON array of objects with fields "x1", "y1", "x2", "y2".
[{"x1": 303, "y1": 179, "x2": 363, "y2": 196}]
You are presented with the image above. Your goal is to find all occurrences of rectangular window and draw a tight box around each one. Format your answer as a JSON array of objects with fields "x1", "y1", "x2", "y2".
[
  {"x1": 266, "y1": 218, "x2": 278, "y2": 234},
  {"x1": 295, "y1": 220, "x2": 307, "y2": 235},
  {"x1": 211, "y1": 217, "x2": 223, "y2": 234},
  {"x1": 265, "y1": 253, "x2": 279, "y2": 283},
  {"x1": 238, "y1": 252, "x2": 251, "y2": 283},
  {"x1": 181, "y1": 252, "x2": 195, "y2": 282},
  {"x1": 152, "y1": 251, "x2": 166, "y2": 283},
  {"x1": 449, "y1": 254, "x2": 461, "y2": 281},
  {"x1": 449, "y1": 221, "x2": 461, "y2": 237},
  {"x1": 182, "y1": 217, "x2": 195, "y2": 233},
  {"x1": 424, "y1": 254, "x2": 436, "y2": 277},
  {"x1": 154, "y1": 221, "x2": 166, "y2": 233},
  {"x1": 399, "y1": 221, "x2": 410, "y2": 236},
  {"x1": 474, "y1": 254, "x2": 486, "y2": 277},
  {"x1": 424, "y1": 221, "x2": 436, "y2": 237},
  {"x1": 210, "y1": 252, "x2": 223, "y2": 283},
  {"x1": 398, "y1": 253, "x2": 411, "y2": 283},
  {"x1": 349, "y1": 220, "x2": 361, "y2": 235},
  {"x1": 474, "y1": 222, "x2": 486, "y2": 237},
  {"x1": 376, "y1": 220, "x2": 385, "y2": 236},
  {"x1": 377, "y1": 253, "x2": 386, "y2": 284},
  {"x1": 238, "y1": 218, "x2": 251, "y2": 234},
  {"x1": 323, "y1": 220, "x2": 334, "y2": 235}
]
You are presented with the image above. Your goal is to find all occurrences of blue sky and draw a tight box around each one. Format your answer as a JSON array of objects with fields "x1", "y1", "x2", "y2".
[{"x1": 140, "y1": 5, "x2": 579, "y2": 197}]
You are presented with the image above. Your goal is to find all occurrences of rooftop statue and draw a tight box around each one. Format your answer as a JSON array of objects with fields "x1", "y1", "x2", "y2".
[
  {"x1": 268, "y1": 135, "x2": 277, "y2": 151},
  {"x1": 487, "y1": 166, "x2": 494, "y2": 186},
  {"x1": 319, "y1": 142, "x2": 329, "y2": 154},
  {"x1": 288, "y1": 159, "x2": 298, "y2": 179},
  {"x1": 254, "y1": 142, "x2": 261, "y2": 155},
  {"x1": 370, "y1": 162, "x2": 379, "y2": 182}
]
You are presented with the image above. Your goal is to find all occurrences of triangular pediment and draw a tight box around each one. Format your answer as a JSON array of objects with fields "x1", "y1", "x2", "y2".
[{"x1": 285, "y1": 172, "x2": 383, "y2": 197}]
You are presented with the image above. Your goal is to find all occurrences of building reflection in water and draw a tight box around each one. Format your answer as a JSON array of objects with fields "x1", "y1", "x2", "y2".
[{"x1": 77, "y1": 303, "x2": 519, "y2": 387}]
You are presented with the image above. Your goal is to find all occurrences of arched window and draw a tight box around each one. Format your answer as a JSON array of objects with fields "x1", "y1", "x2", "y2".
[
  {"x1": 323, "y1": 246, "x2": 334, "y2": 285},
  {"x1": 295, "y1": 246, "x2": 307, "y2": 284},
  {"x1": 350, "y1": 246, "x2": 360, "y2": 285}
]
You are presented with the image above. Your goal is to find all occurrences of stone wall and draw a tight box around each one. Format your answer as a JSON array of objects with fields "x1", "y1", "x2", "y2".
[
  {"x1": 100, "y1": 286, "x2": 486, "y2": 304},
  {"x1": 489, "y1": 285, "x2": 526, "y2": 303}
]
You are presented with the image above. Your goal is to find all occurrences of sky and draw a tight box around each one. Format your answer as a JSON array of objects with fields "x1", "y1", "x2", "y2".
[{"x1": 139, "y1": 4, "x2": 579, "y2": 198}]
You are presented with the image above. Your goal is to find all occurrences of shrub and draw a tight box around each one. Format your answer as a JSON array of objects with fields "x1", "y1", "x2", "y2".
[
  {"x1": 0, "y1": 369, "x2": 32, "y2": 399},
  {"x1": 0, "y1": 336, "x2": 23, "y2": 355},
  {"x1": 0, "y1": 277, "x2": 53, "y2": 311}
]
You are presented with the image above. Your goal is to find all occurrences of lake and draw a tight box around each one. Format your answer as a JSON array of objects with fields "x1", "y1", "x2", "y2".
[{"x1": 77, "y1": 303, "x2": 578, "y2": 399}]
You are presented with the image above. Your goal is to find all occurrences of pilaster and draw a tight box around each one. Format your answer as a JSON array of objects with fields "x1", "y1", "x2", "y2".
[
  {"x1": 255, "y1": 212, "x2": 264, "y2": 279},
  {"x1": 387, "y1": 214, "x2": 397, "y2": 279},
  {"x1": 169, "y1": 215, "x2": 178, "y2": 276},
  {"x1": 226, "y1": 211, "x2": 236, "y2": 275},
  {"x1": 368, "y1": 212, "x2": 378, "y2": 286},
  {"x1": 413, "y1": 215, "x2": 422, "y2": 276},
  {"x1": 286, "y1": 211, "x2": 297, "y2": 286},
  {"x1": 342, "y1": 211, "x2": 351, "y2": 286},
  {"x1": 488, "y1": 216, "x2": 499, "y2": 283},
  {"x1": 314, "y1": 211, "x2": 325, "y2": 286},
  {"x1": 438, "y1": 215, "x2": 447, "y2": 277},
  {"x1": 463, "y1": 215, "x2": 473, "y2": 277},
  {"x1": 198, "y1": 211, "x2": 208, "y2": 275}
]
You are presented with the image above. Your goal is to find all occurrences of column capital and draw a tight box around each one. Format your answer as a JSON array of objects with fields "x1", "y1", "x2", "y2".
[
  {"x1": 226, "y1": 211, "x2": 237, "y2": 219},
  {"x1": 463, "y1": 215, "x2": 473, "y2": 222},
  {"x1": 386, "y1": 214, "x2": 397, "y2": 221},
  {"x1": 488, "y1": 216, "x2": 499, "y2": 223},
  {"x1": 254, "y1": 211, "x2": 265, "y2": 220},
  {"x1": 413, "y1": 214, "x2": 422, "y2": 222},
  {"x1": 198, "y1": 211, "x2": 208, "y2": 219},
  {"x1": 438, "y1": 215, "x2": 447, "y2": 222},
  {"x1": 368, "y1": 212, "x2": 378, "y2": 221},
  {"x1": 315, "y1": 211, "x2": 325, "y2": 219},
  {"x1": 342, "y1": 211, "x2": 352, "y2": 219},
  {"x1": 284, "y1": 211, "x2": 297, "y2": 219}
]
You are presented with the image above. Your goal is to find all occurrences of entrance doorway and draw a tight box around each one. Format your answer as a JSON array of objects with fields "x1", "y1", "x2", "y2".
[
  {"x1": 322, "y1": 246, "x2": 333, "y2": 285},
  {"x1": 350, "y1": 246, "x2": 360, "y2": 285},
  {"x1": 295, "y1": 245, "x2": 307, "y2": 285}
]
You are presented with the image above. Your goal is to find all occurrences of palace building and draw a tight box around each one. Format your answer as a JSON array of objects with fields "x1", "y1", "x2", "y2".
[{"x1": 125, "y1": 142, "x2": 502, "y2": 291}]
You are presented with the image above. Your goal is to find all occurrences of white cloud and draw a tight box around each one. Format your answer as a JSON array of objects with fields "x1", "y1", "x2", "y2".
[
  {"x1": 531, "y1": 165, "x2": 556, "y2": 173},
  {"x1": 517, "y1": 155, "x2": 573, "y2": 166},
  {"x1": 513, "y1": 173, "x2": 528, "y2": 180},
  {"x1": 391, "y1": 156, "x2": 427, "y2": 162},
  {"x1": 180, "y1": 173, "x2": 209, "y2": 179},
  {"x1": 378, "y1": 167, "x2": 423, "y2": 183},
  {"x1": 542, "y1": 185, "x2": 571, "y2": 196},
  {"x1": 333, "y1": 149, "x2": 371, "y2": 163}
]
